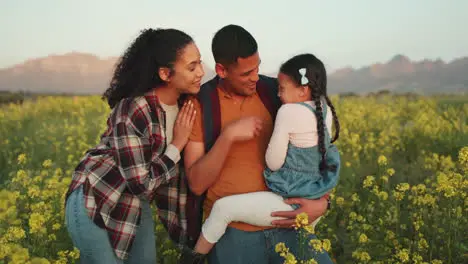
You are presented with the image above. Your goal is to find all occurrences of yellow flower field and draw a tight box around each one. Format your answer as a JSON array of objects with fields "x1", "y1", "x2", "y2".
[{"x1": 0, "y1": 95, "x2": 467, "y2": 263}]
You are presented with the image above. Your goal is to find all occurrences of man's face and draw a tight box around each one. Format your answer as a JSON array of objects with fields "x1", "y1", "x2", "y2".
[{"x1": 218, "y1": 52, "x2": 261, "y2": 96}]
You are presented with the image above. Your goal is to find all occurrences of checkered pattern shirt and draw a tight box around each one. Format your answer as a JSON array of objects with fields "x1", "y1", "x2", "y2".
[{"x1": 65, "y1": 94, "x2": 189, "y2": 260}]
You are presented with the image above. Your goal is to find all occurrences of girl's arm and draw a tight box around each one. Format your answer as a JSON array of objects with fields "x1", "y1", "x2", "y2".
[{"x1": 265, "y1": 105, "x2": 291, "y2": 171}]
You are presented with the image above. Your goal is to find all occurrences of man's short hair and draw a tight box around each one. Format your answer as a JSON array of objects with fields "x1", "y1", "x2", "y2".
[{"x1": 211, "y1": 24, "x2": 258, "y2": 66}]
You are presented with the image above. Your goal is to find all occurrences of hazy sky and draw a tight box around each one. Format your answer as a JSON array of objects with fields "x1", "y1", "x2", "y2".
[{"x1": 1, "y1": 0, "x2": 467, "y2": 72}]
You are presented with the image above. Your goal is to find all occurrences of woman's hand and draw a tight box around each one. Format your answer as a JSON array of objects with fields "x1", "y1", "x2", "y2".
[
  {"x1": 171, "y1": 100, "x2": 196, "y2": 151},
  {"x1": 270, "y1": 197, "x2": 328, "y2": 227}
]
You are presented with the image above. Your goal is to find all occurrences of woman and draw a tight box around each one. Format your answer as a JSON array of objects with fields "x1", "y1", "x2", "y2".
[{"x1": 64, "y1": 28, "x2": 204, "y2": 263}]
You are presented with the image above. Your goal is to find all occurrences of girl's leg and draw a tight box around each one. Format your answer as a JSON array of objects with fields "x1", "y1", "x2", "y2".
[
  {"x1": 125, "y1": 199, "x2": 157, "y2": 264},
  {"x1": 65, "y1": 186, "x2": 123, "y2": 264},
  {"x1": 195, "y1": 191, "x2": 294, "y2": 254}
]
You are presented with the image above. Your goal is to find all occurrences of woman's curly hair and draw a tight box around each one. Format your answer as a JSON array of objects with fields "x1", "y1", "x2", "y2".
[{"x1": 103, "y1": 28, "x2": 193, "y2": 108}]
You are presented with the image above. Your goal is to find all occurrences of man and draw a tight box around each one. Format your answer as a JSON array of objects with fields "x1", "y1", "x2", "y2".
[{"x1": 182, "y1": 24, "x2": 333, "y2": 263}]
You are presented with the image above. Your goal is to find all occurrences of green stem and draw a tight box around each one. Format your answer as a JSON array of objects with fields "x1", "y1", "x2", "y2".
[{"x1": 448, "y1": 205, "x2": 452, "y2": 264}]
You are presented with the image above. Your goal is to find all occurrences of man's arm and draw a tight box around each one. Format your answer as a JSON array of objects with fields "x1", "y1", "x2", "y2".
[
  {"x1": 183, "y1": 132, "x2": 233, "y2": 195},
  {"x1": 184, "y1": 115, "x2": 263, "y2": 195}
]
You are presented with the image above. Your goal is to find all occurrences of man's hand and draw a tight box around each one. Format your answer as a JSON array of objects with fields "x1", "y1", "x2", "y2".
[
  {"x1": 222, "y1": 116, "x2": 263, "y2": 142},
  {"x1": 271, "y1": 197, "x2": 328, "y2": 228}
]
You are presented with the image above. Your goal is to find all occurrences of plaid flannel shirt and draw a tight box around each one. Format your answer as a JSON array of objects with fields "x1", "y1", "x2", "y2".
[{"x1": 65, "y1": 94, "x2": 189, "y2": 260}]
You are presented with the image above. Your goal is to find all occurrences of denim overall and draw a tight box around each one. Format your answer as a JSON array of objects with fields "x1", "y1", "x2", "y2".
[{"x1": 263, "y1": 101, "x2": 341, "y2": 205}]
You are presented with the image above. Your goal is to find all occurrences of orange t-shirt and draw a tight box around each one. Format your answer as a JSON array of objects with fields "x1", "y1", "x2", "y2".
[{"x1": 189, "y1": 86, "x2": 275, "y2": 231}]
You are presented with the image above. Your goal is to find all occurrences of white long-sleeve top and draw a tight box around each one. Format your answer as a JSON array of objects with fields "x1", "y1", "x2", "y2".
[{"x1": 265, "y1": 101, "x2": 333, "y2": 171}]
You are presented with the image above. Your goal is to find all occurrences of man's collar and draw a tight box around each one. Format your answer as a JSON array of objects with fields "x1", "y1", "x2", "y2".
[{"x1": 206, "y1": 75, "x2": 258, "y2": 99}]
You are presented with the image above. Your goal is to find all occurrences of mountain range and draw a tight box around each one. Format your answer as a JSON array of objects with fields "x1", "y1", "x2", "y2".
[{"x1": 0, "y1": 52, "x2": 467, "y2": 95}]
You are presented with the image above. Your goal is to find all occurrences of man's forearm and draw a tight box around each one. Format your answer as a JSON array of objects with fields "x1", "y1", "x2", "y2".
[{"x1": 187, "y1": 132, "x2": 233, "y2": 195}]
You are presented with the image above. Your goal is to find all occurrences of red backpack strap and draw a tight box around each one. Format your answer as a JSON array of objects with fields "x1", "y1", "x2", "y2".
[
  {"x1": 198, "y1": 76, "x2": 222, "y2": 152},
  {"x1": 185, "y1": 76, "x2": 220, "y2": 247}
]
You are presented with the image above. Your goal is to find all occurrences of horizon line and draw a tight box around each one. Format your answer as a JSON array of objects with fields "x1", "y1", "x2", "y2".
[{"x1": 1, "y1": 50, "x2": 467, "y2": 73}]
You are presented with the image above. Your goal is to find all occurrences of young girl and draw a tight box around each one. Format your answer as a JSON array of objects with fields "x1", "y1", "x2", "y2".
[
  {"x1": 181, "y1": 53, "x2": 341, "y2": 263},
  {"x1": 64, "y1": 28, "x2": 204, "y2": 263}
]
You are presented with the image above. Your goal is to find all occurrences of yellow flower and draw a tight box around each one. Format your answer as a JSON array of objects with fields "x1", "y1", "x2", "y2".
[
  {"x1": 393, "y1": 190, "x2": 405, "y2": 201},
  {"x1": 8, "y1": 244, "x2": 30, "y2": 263},
  {"x1": 414, "y1": 221, "x2": 423, "y2": 231},
  {"x1": 386, "y1": 230, "x2": 395, "y2": 240},
  {"x1": 387, "y1": 168, "x2": 395, "y2": 176},
  {"x1": 357, "y1": 215, "x2": 365, "y2": 223},
  {"x1": 378, "y1": 191, "x2": 388, "y2": 200},
  {"x1": 377, "y1": 155, "x2": 388, "y2": 166},
  {"x1": 395, "y1": 248, "x2": 410, "y2": 263},
  {"x1": 17, "y1": 153, "x2": 27, "y2": 165},
  {"x1": 458, "y1": 146, "x2": 468, "y2": 172},
  {"x1": 42, "y1": 159, "x2": 53, "y2": 168},
  {"x1": 68, "y1": 247, "x2": 80, "y2": 260},
  {"x1": 3, "y1": 226, "x2": 26, "y2": 242},
  {"x1": 396, "y1": 183, "x2": 410, "y2": 192},
  {"x1": 352, "y1": 250, "x2": 371, "y2": 262},
  {"x1": 29, "y1": 212, "x2": 47, "y2": 234},
  {"x1": 411, "y1": 184, "x2": 427, "y2": 195},
  {"x1": 0, "y1": 243, "x2": 10, "y2": 259},
  {"x1": 27, "y1": 186, "x2": 41, "y2": 198},
  {"x1": 359, "y1": 233, "x2": 368, "y2": 243},
  {"x1": 381, "y1": 175, "x2": 389, "y2": 183},
  {"x1": 30, "y1": 258, "x2": 51, "y2": 264},
  {"x1": 412, "y1": 253, "x2": 424, "y2": 264},
  {"x1": 351, "y1": 193, "x2": 360, "y2": 203},
  {"x1": 335, "y1": 196, "x2": 344, "y2": 206},
  {"x1": 283, "y1": 252, "x2": 297, "y2": 264},
  {"x1": 363, "y1": 175, "x2": 375, "y2": 188},
  {"x1": 275, "y1": 242, "x2": 297, "y2": 263},
  {"x1": 322, "y1": 239, "x2": 331, "y2": 252},
  {"x1": 275, "y1": 242, "x2": 287, "y2": 254},
  {"x1": 294, "y1": 212, "x2": 309, "y2": 229},
  {"x1": 418, "y1": 238, "x2": 429, "y2": 251},
  {"x1": 303, "y1": 225, "x2": 315, "y2": 234},
  {"x1": 309, "y1": 239, "x2": 323, "y2": 253}
]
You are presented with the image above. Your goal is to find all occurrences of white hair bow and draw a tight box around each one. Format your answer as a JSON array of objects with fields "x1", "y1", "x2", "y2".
[{"x1": 299, "y1": 68, "x2": 308, "y2": 85}]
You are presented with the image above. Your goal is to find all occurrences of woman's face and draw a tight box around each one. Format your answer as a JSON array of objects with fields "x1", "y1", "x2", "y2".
[{"x1": 169, "y1": 42, "x2": 205, "y2": 95}]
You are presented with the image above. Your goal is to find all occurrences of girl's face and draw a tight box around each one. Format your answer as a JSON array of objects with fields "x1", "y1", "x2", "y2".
[{"x1": 277, "y1": 72, "x2": 309, "y2": 104}]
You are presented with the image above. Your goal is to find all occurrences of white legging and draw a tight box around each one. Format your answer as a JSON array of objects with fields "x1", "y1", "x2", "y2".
[{"x1": 201, "y1": 191, "x2": 321, "y2": 243}]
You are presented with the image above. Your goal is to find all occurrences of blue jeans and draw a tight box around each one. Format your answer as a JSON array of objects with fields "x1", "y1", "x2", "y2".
[
  {"x1": 208, "y1": 227, "x2": 334, "y2": 264},
  {"x1": 65, "y1": 186, "x2": 157, "y2": 264}
]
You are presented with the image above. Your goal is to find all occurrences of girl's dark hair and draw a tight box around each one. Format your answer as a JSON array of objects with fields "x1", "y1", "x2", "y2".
[
  {"x1": 103, "y1": 28, "x2": 194, "y2": 108},
  {"x1": 279, "y1": 53, "x2": 340, "y2": 173}
]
